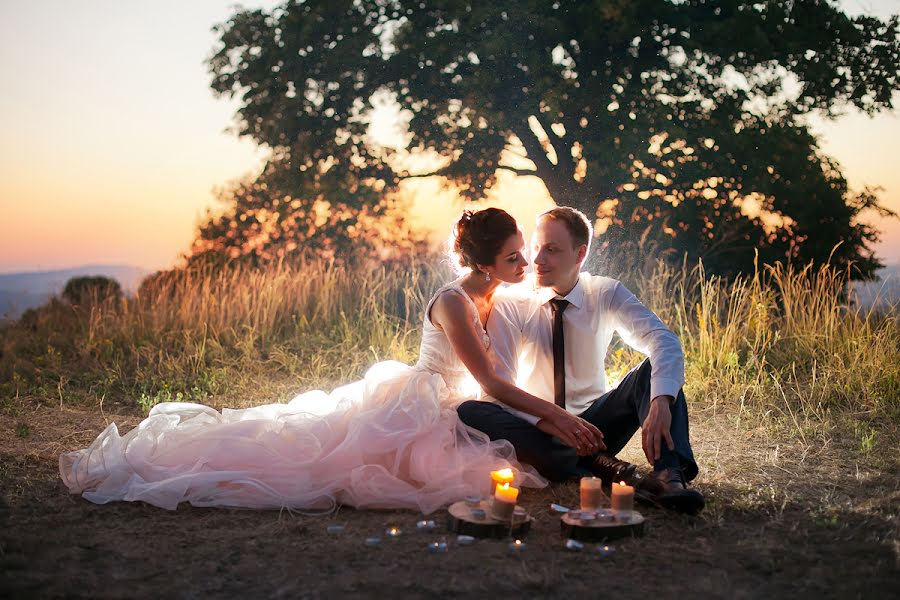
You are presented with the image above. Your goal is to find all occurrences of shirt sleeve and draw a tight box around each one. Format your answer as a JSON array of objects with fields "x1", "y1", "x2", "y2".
[
  {"x1": 608, "y1": 281, "x2": 685, "y2": 400},
  {"x1": 482, "y1": 291, "x2": 543, "y2": 426},
  {"x1": 485, "y1": 292, "x2": 523, "y2": 389}
]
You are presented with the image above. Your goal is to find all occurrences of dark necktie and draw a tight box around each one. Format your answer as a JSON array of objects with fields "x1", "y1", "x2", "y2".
[{"x1": 549, "y1": 298, "x2": 570, "y2": 409}]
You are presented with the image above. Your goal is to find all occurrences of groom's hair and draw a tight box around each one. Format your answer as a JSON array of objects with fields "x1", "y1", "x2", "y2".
[{"x1": 538, "y1": 207, "x2": 592, "y2": 253}]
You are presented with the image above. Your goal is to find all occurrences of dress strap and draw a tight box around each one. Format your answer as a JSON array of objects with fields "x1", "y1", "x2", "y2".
[{"x1": 424, "y1": 281, "x2": 480, "y2": 329}]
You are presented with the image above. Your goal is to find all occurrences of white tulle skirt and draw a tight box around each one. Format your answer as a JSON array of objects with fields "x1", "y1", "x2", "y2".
[{"x1": 59, "y1": 361, "x2": 545, "y2": 514}]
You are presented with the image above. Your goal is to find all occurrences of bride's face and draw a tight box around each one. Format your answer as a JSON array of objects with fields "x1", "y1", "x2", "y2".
[{"x1": 484, "y1": 229, "x2": 528, "y2": 284}]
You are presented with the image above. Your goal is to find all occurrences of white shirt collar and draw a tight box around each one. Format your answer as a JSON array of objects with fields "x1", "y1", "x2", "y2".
[{"x1": 537, "y1": 273, "x2": 585, "y2": 309}]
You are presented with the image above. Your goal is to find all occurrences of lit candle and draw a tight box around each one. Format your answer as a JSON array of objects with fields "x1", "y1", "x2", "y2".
[
  {"x1": 427, "y1": 541, "x2": 449, "y2": 554},
  {"x1": 610, "y1": 481, "x2": 635, "y2": 513},
  {"x1": 508, "y1": 539, "x2": 526, "y2": 554},
  {"x1": 491, "y1": 482, "x2": 519, "y2": 521},
  {"x1": 385, "y1": 526, "x2": 402, "y2": 539},
  {"x1": 580, "y1": 476, "x2": 604, "y2": 512},
  {"x1": 490, "y1": 468, "x2": 515, "y2": 494},
  {"x1": 596, "y1": 544, "x2": 617, "y2": 559}
]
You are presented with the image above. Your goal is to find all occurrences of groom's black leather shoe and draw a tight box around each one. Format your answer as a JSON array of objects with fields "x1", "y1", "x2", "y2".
[
  {"x1": 589, "y1": 454, "x2": 637, "y2": 485},
  {"x1": 634, "y1": 467, "x2": 705, "y2": 515}
]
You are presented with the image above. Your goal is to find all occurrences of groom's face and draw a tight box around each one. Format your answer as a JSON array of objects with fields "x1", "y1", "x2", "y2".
[{"x1": 531, "y1": 218, "x2": 585, "y2": 290}]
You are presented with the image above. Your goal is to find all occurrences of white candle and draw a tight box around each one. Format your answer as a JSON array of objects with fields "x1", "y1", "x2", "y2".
[
  {"x1": 508, "y1": 539, "x2": 526, "y2": 554},
  {"x1": 580, "y1": 476, "x2": 604, "y2": 511},
  {"x1": 490, "y1": 468, "x2": 515, "y2": 494},
  {"x1": 610, "y1": 481, "x2": 635, "y2": 513},
  {"x1": 491, "y1": 483, "x2": 519, "y2": 521}
]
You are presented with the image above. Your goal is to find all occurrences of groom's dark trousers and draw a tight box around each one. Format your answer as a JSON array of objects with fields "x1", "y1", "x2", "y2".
[{"x1": 457, "y1": 359, "x2": 698, "y2": 482}]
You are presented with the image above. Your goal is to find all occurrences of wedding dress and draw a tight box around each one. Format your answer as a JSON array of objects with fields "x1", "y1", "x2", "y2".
[{"x1": 59, "y1": 280, "x2": 545, "y2": 513}]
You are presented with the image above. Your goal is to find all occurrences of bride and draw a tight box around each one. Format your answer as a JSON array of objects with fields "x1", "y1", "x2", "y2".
[{"x1": 60, "y1": 208, "x2": 601, "y2": 514}]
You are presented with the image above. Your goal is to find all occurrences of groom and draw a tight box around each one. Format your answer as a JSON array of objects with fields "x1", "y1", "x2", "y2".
[{"x1": 458, "y1": 206, "x2": 704, "y2": 514}]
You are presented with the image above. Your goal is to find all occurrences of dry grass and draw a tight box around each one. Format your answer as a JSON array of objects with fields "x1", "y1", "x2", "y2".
[{"x1": 1, "y1": 255, "x2": 899, "y2": 597}]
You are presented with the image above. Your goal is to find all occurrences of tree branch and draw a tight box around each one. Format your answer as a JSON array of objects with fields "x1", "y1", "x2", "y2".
[
  {"x1": 496, "y1": 165, "x2": 539, "y2": 176},
  {"x1": 533, "y1": 112, "x2": 576, "y2": 176},
  {"x1": 511, "y1": 122, "x2": 557, "y2": 179},
  {"x1": 398, "y1": 170, "x2": 446, "y2": 179}
]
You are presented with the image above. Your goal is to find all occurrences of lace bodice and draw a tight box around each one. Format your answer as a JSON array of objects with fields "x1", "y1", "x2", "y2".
[{"x1": 415, "y1": 280, "x2": 490, "y2": 396}]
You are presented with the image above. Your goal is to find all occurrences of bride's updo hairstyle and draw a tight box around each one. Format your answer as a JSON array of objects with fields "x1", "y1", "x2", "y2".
[{"x1": 450, "y1": 208, "x2": 518, "y2": 274}]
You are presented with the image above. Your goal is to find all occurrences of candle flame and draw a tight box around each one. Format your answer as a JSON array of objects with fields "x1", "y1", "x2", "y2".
[
  {"x1": 617, "y1": 481, "x2": 626, "y2": 487},
  {"x1": 499, "y1": 482, "x2": 509, "y2": 491},
  {"x1": 514, "y1": 539, "x2": 522, "y2": 545}
]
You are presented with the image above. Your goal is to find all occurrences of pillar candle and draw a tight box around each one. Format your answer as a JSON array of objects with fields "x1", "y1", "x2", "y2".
[
  {"x1": 490, "y1": 468, "x2": 515, "y2": 494},
  {"x1": 580, "y1": 476, "x2": 604, "y2": 511},
  {"x1": 610, "y1": 480, "x2": 634, "y2": 513},
  {"x1": 491, "y1": 482, "x2": 519, "y2": 521}
]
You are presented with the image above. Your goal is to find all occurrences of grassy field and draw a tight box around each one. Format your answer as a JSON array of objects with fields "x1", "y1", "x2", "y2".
[{"x1": 1, "y1": 256, "x2": 898, "y2": 597}]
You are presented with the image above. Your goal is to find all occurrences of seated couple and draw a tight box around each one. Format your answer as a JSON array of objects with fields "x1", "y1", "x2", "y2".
[{"x1": 60, "y1": 207, "x2": 703, "y2": 515}]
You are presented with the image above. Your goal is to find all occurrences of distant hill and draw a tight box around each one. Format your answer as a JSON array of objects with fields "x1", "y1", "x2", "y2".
[
  {"x1": 0, "y1": 265, "x2": 150, "y2": 319},
  {"x1": 850, "y1": 264, "x2": 900, "y2": 311}
]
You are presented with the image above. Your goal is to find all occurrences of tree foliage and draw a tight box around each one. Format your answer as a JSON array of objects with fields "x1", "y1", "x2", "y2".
[
  {"x1": 207, "y1": 0, "x2": 899, "y2": 275},
  {"x1": 62, "y1": 277, "x2": 122, "y2": 306}
]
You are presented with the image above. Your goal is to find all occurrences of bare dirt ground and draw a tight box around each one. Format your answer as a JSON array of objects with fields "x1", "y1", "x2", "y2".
[{"x1": 1, "y1": 401, "x2": 898, "y2": 599}]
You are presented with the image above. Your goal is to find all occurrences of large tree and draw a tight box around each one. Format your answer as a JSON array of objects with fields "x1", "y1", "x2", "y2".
[{"x1": 207, "y1": 0, "x2": 898, "y2": 275}]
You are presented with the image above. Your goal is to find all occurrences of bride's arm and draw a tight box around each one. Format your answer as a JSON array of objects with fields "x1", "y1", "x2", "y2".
[{"x1": 431, "y1": 293, "x2": 603, "y2": 455}]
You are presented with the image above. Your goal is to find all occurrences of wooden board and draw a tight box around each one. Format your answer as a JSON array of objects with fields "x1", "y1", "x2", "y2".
[
  {"x1": 445, "y1": 500, "x2": 533, "y2": 539},
  {"x1": 560, "y1": 509, "x2": 645, "y2": 542}
]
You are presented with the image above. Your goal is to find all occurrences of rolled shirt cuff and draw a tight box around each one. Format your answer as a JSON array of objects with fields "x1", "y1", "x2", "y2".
[
  {"x1": 481, "y1": 395, "x2": 543, "y2": 426},
  {"x1": 650, "y1": 377, "x2": 683, "y2": 402}
]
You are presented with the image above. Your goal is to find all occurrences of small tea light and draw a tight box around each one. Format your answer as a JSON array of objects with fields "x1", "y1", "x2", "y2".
[
  {"x1": 565, "y1": 539, "x2": 584, "y2": 552},
  {"x1": 416, "y1": 519, "x2": 437, "y2": 532},
  {"x1": 456, "y1": 535, "x2": 475, "y2": 546},
  {"x1": 326, "y1": 524, "x2": 345, "y2": 535},
  {"x1": 470, "y1": 508, "x2": 486, "y2": 520},
  {"x1": 385, "y1": 526, "x2": 402, "y2": 539},
  {"x1": 508, "y1": 539, "x2": 526, "y2": 554},
  {"x1": 549, "y1": 503, "x2": 570, "y2": 514},
  {"x1": 579, "y1": 511, "x2": 597, "y2": 523},
  {"x1": 597, "y1": 509, "x2": 616, "y2": 523},
  {"x1": 364, "y1": 536, "x2": 382, "y2": 547},
  {"x1": 596, "y1": 544, "x2": 616, "y2": 559},
  {"x1": 427, "y1": 541, "x2": 449, "y2": 554},
  {"x1": 464, "y1": 495, "x2": 481, "y2": 507}
]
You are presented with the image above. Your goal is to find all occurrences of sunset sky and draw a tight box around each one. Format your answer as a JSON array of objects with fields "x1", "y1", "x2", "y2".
[{"x1": 1, "y1": 0, "x2": 898, "y2": 274}]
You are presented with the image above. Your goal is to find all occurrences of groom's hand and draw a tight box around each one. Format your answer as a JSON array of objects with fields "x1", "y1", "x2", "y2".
[{"x1": 641, "y1": 396, "x2": 675, "y2": 466}]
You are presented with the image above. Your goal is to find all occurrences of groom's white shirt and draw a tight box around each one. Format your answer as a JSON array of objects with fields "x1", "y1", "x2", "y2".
[{"x1": 485, "y1": 272, "x2": 685, "y2": 425}]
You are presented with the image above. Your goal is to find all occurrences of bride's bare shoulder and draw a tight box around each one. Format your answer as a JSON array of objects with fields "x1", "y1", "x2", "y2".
[{"x1": 428, "y1": 286, "x2": 472, "y2": 328}]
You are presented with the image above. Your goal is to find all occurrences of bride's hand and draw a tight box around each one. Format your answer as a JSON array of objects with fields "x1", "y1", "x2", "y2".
[{"x1": 537, "y1": 411, "x2": 605, "y2": 456}]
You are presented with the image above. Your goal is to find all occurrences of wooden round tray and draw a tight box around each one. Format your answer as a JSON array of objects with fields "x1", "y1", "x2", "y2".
[
  {"x1": 445, "y1": 500, "x2": 533, "y2": 539},
  {"x1": 560, "y1": 509, "x2": 645, "y2": 542}
]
